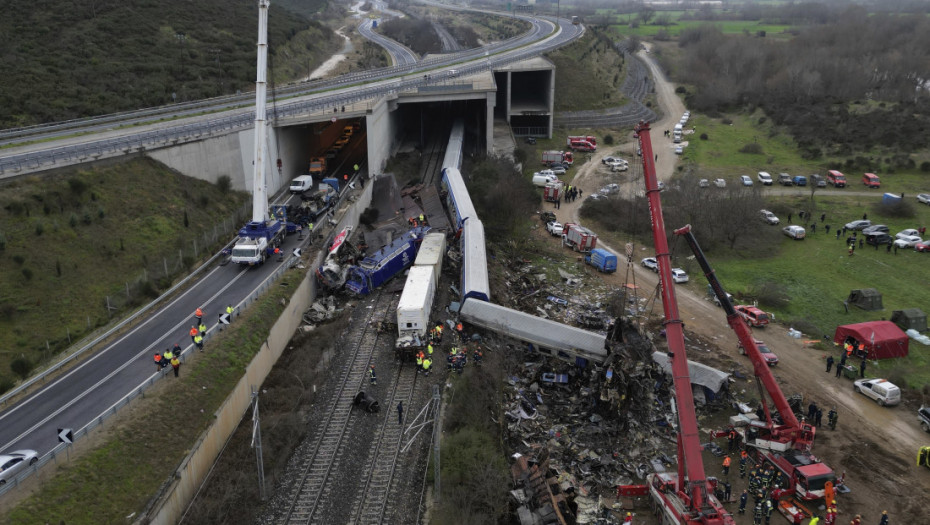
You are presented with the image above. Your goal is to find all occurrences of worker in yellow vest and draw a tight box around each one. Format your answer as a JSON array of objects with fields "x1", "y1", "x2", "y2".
[{"x1": 422, "y1": 357, "x2": 432, "y2": 376}]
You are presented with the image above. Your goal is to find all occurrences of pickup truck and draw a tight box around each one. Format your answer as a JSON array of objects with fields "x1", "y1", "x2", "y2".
[{"x1": 546, "y1": 221, "x2": 563, "y2": 236}]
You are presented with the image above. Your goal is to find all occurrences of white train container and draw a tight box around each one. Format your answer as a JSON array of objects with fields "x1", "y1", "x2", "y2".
[
  {"x1": 414, "y1": 232, "x2": 446, "y2": 290},
  {"x1": 396, "y1": 266, "x2": 436, "y2": 338}
]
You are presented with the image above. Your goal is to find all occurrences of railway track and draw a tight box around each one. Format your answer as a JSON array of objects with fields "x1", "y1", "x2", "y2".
[
  {"x1": 278, "y1": 291, "x2": 397, "y2": 524},
  {"x1": 419, "y1": 132, "x2": 447, "y2": 187},
  {"x1": 348, "y1": 366, "x2": 419, "y2": 524}
]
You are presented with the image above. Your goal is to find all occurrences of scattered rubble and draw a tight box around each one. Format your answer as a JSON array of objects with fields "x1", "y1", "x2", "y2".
[{"x1": 301, "y1": 295, "x2": 342, "y2": 328}]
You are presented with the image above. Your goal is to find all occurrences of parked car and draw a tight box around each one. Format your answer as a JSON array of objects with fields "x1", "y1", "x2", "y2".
[
  {"x1": 610, "y1": 163, "x2": 629, "y2": 172},
  {"x1": 893, "y1": 235, "x2": 922, "y2": 248},
  {"x1": 760, "y1": 210, "x2": 780, "y2": 225},
  {"x1": 641, "y1": 257, "x2": 658, "y2": 272},
  {"x1": 586, "y1": 194, "x2": 606, "y2": 201},
  {"x1": 757, "y1": 172, "x2": 773, "y2": 185},
  {"x1": 334, "y1": 136, "x2": 351, "y2": 148},
  {"x1": 671, "y1": 268, "x2": 689, "y2": 283},
  {"x1": 699, "y1": 179, "x2": 710, "y2": 188},
  {"x1": 778, "y1": 173, "x2": 793, "y2": 186},
  {"x1": 324, "y1": 148, "x2": 340, "y2": 159},
  {"x1": 865, "y1": 233, "x2": 894, "y2": 246},
  {"x1": 863, "y1": 173, "x2": 881, "y2": 188},
  {"x1": 792, "y1": 175, "x2": 808, "y2": 186},
  {"x1": 675, "y1": 146, "x2": 683, "y2": 155},
  {"x1": 525, "y1": 137, "x2": 537, "y2": 145},
  {"x1": 713, "y1": 178, "x2": 726, "y2": 188},
  {"x1": 739, "y1": 339, "x2": 779, "y2": 366},
  {"x1": 811, "y1": 174, "x2": 827, "y2": 187},
  {"x1": 550, "y1": 165, "x2": 567, "y2": 175},
  {"x1": 783, "y1": 225, "x2": 806, "y2": 239},
  {"x1": 844, "y1": 220, "x2": 872, "y2": 231},
  {"x1": 602, "y1": 156, "x2": 622, "y2": 165},
  {"x1": 0, "y1": 449, "x2": 38, "y2": 485},
  {"x1": 599, "y1": 183, "x2": 620, "y2": 195},
  {"x1": 862, "y1": 224, "x2": 889, "y2": 235},
  {"x1": 740, "y1": 175, "x2": 753, "y2": 186},
  {"x1": 896, "y1": 229, "x2": 920, "y2": 239},
  {"x1": 853, "y1": 378, "x2": 901, "y2": 406},
  {"x1": 917, "y1": 193, "x2": 930, "y2": 205},
  {"x1": 707, "y1": 284, "x2": 734, "y2": 307},
  {"x1": 735, "y1": 305, "x2": 770, "y2": 328},
  {"x1": 915, "y1": 240, "x2": 930, "y2": 253},
  {"x1": 546, "y1": 221, "x2": 563, "y2": 236}
]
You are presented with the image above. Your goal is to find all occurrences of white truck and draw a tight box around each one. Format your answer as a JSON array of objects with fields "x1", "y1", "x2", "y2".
[{"x1": 414, "y1": 233, "x2": 446, "y2": 290}]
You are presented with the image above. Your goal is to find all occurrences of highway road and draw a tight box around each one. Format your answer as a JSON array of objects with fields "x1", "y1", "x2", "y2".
[
  {"x1": 0, "y1": 4, "x2": 583, "y2": 492},
  {"x1": 357, "y1": 18, "x2": 419, "y2": 66}
]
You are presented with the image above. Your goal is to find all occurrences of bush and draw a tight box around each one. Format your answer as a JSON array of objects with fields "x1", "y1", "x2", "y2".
[
  {"x1": 10, "y1": 356, "x2": 32, "y2": 379},
  {"x1": 12, "y1": 254, "x2": 24, "y2": 265},
  {"x1": 216, "y1": 175, "x2": 232, "y2": 194},
  {"x1": 874, "y1": 199, "x2": 915, "y2": 219},
  {"x1": 512, "y1": 147, "x2": 528, "y2": 164},
  {"x1": 34, "y1": 222, "x2": 44, "y2": 236},
  {"x1": 758, "y1": 116, "x2": 767, "y2": 125},
  {"x1": 721, "y1": 117, "x2": 733, "y2": 125},
  {"x1": 603, "y1": 134, "x2": 615, "y2": 145},
  {"x1": 69, "y1": 214, "x2": 78, "y2": 227},
  {"x1": 921, "y1": 161, "x2": 930, "y2": 172},
  {"x1": 751, "y1": 280, "x2": 790, "y2": 309},
  {"x1": 0, "y1": 233, "x2": 5, "y2": 251},
  {"x1": 22, "y1": 267, "x2": 33, "y2": 280},
  {"x1": 68, "y1": 177, "x2": 88, "y2": 195},
  {"x1": 675, "y1": 86, "x2": 687, "y2": 94},
  {"x1": 0, "y1": 376, "x2": 14, "y2": 395},
  {"x1": 739, "y1": 143, "x2": 765, "y2": 154},
  {"x1": 700, "y1": 133, "x2": 708, "y2": 140}
]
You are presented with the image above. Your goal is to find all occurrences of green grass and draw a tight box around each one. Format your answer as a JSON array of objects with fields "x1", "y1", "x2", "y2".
[
  {"x1": 1, "y1": 274, "x2": 301, "y2": 525},
  {"x1": 613, "y1": 20, "x2": 793, "y2": 37},
  {"x1": 547, "y1": 29, "x2": 628, "y2": 111},
  {"x1": 695, "y1": 194, "x2": 930, "y2": 388},
  {"x1": 0, "y1": 159, "x2": 249, "y2": 386}
]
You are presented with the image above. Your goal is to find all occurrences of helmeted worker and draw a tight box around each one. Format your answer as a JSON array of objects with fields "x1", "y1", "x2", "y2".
[
  {"x1": 722, "y1": 455, "x2": 731, "y2": 476},
  {"x1": 622, "y1": 512, "x2": 632, "y2": 525},
  {"x1": 199, "y1": 322, "x2": 207, "y2": 336},
  {"x1": 418, "y1": 214, "x2": 425, "y2": 224},
  {"x1": 195, "y1": 307, "x2": 203, "y2": 321},
  {"x1": 738, "y1": 490, "x2": 748, "y2": 514},
  {"x1": 369, "y1": 365, "x2": 377, "y2": 385},
  {"x1": 427, "y1": 344, "x2": 433, "y2": 356},
  {"x1": 878, "y1": 510, "x2": 888, "y2": 525},
  {"x1": 226, "y1": 304, "x2": 234, "y2": 318},
  {"x1": 473, "y1": 348, "x2": 482, "y2": 366},
  {"x1": 753, "y1": 498, "x2": 764, "y2": 525},
  {"x1": 193, "y1": 334, "x2": 204, "y2": 351},
  {"x1": 416, "y1": 353, "x2": 423, "y2": 371},
  {"x1": 739, "y1": 450, "x2": 748, "y2": 478},
  {"x1": 422, "y1": 357, "x2": 431, "y2": 376},
  {"x1": 164, "y1": 348, "x2": 175, "y2": 362},
  {"x1": 764, "y1": 498, "x2": 774, "y2": 525},
  {"x1": 808, "y1": 515, "x2": 820, "y2": 525},
  {"x1": 828, "y1": 408, "x2": 838, "y2": 430},
  {"x1": 189, "y1": 325, "x2": 199, "y2": 342},
  {"x1": 728, "y1": 428, "x2": 738, "y2": 451},
  {"x1": 171, "y1": 357, "x2": 181, "y2": 377},
  {"x1": 154, "y1": 353, "x2": 163, "y2": 372}
]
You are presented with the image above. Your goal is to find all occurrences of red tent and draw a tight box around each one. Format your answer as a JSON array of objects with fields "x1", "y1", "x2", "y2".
[{"x1": 833, "y1": 321, "x2": 909, "y2": 359}]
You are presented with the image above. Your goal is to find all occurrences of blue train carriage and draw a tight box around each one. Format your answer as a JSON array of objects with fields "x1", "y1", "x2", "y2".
[
  {"x1": 345, "y1": 226, "x2": 430, "y2": 295},
  {"x1": 440, "y1": 167, "x2": 478, "y2": 229},
  {"x1": 441, "y1": 118, "x2": 465, "y2": 171},
  {"x1": 461, "y1": 218, "x2": 490, "y2": 302}
]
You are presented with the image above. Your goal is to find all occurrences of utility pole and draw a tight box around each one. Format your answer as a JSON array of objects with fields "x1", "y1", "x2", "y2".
[
  {"x1": 432, "y1": 385, "x2": 441, "y2": 502},
  {"x1": 251, "y1": 388, "x2": 266, "y2": 500}
]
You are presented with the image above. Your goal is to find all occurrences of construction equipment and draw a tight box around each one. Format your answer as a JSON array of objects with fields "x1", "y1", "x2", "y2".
[
  {"x1": 230, "y1": 0, "x2": 284, "y2": 266},
  {"x1": 634, "y1": 120, "x2": 733, "y2": 525},
  {"x1": 308, "y1": 156, "x2": 327, "y2": 177},
  {"x1": 674, "y1": 223, "x2": 836, "y2": 501}
]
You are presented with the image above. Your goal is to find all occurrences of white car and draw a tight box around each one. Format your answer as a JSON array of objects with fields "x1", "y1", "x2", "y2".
[
  {"x1": 675, "y1": 146, "x2": 683, "y2": 155},
  {"x1": 893, "y1": 235, "x2": 921, "y2": 248},
  {"x1": 671, "y1": 268, "x2": 689, "y2": 283},
  {"x1": 783, "y1": 225, "x2": 806, "y2": 239},
  {"x1": 610, "y1": 163, "x2": 629, "y2": 172},
  {"x1": 550, "y1": 165, "x2": 567, "y2": 175},
  {"x1": 740, "y1": 175, "x2": 753, "y2": 186},
  {"x1": 713, "y1": 178, "x2": 726, "y2": 188},
  {"x1": 698, "y1": 179, "x2": 710, "y2": 188},
  {"x1": 853, "y1": 378, "x2": 901, "y2": 406},
  {"x1": 602, "y1": 156, "x2": 621, "y2": 165},
  {"x1": 0, "y1": 449, "x2": 39, "y2": 484},
  {"x1": 917, "y1": 193, "x2": 930, "y2": 205},
  {"x1": 599, "y1": 183, "x2": 620, "y2": 196},
  {"x1": 896, "y1": 229, "x2": 920, "y2": 239},
  {"x1": 757, "y1": 172, "x2": 773, "y2": 185},
  {"x1": 641, "y1": 257, "x2": 658, "y2": 272},
  {"x1": 546, "y1": 221, "x2": 563, "y2": 236},
  {"x1": 760, "y1": 210, "x2": 780, "y2": 225}
]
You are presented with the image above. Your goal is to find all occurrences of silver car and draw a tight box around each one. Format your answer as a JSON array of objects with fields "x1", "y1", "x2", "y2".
[{"x1": 0, "y1": 450, "x2": 38, "y2": 485}]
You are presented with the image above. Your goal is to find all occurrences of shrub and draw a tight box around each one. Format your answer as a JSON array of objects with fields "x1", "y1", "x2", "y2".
[
  {"x1": 22, "y1": 268, "x2": 33, "y2": 280},
  {"x1": 739, "y1": 143, "x2": 765, "y2": 154},
  {"x1": 5, "y1": 201, "x2": 25, "y2": 216},
  {"x1": 0, "y1": 376, "x2": 14, "y2": 395},
  {"x1": 35, "y1": 222, "x2": 44, "y2": 236},
  {"x1": 758, "y1": 116, "x2": 767, "y2": 125},
  {"x1": 83, "y1": 211, "x2": 92, "y2": 225},
  {"x1": 721, "y1": 117, "x2": 733, "y2": 125},
  {"x1": 603, "y1": 134, "x2": 615, "y2": 145},
  {"x1": 0, "y1": 233, "x2": 5, "y2": 251},
  {"x1": 216, "y1": 175, "x2": 232, "y2": 194},
  {"x1": 98, "y1": 207, "x2": 105, "y2": 219},
  {"x1": 10, "y1": 357, "x2": 33, "y2": 380},
  {"x1": 56, "y1": 258, "x2": 61, "y2": 277},
  {"x1": 675, "y1": 86, "x2": 687, "y2": 94},
  {"x1": 184, "y1": 210, "x2": 190, "y2": 228},
  {"x1": 512, "y1": 147, "x2": 528, "y2": 164},
  {"x1": 69, "y1": 214, "x2": 78, "y2": 227},
  {"x1": 68, "y1": 177, "x2": 88, "y2": 195},
  {"x1": 921, "y1": 161, "x2": 930, "y2": 172},
  {"x1": 700, "y1": 133, "x2": 708, "y2": 140},
  {"x1": 874, "y1": 199, "x2": 915, "y2": 219},
  {"x1": 751, "y1": 280, "x2": 790, "y2": 309},
  {"x1": 12, "y1": 254, "x2": 24, "y2": 265},
  {"x1": 198, "y1": 194, "x2": 210, "y2": 208}
]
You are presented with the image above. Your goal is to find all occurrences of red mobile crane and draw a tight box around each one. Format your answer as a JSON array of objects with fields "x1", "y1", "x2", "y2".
[
  {"x1": 674, "y1": 224, "x2": 836, "y2": 502},
  {"x1": 633, "y1": 121, "x2": 733, "y2": 525}
]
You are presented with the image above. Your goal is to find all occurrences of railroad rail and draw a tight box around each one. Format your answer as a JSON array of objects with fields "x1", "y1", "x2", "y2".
[{"x1": 278, "y1": 290, "x2": 397, "y2": 524}]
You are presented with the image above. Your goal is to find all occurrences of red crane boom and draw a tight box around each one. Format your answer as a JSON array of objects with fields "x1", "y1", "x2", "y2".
[{"x1": 636, "y1": 121, "x2": 731, "y2": 525}]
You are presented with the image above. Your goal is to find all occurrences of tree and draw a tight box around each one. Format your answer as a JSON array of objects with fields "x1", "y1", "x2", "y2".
[{"x1": 638, "y1": 7, "x2": 655, "y2": 25}]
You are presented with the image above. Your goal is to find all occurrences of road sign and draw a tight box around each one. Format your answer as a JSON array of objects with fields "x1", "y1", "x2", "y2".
[
  {"x1": 219, "y1": 313, "x2": 231, "y2": 325},
  {"x1": 292, "y1": 248, "x2": 302, "y2": 258},
  {"x1": 331, "y1": 116, "x2": 337, "y2": 123},
  {"x1": 58, "y1": 428, "x2": 73, "y2": 444}
]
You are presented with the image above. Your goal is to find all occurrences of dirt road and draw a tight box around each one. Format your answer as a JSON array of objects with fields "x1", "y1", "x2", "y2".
[{"x1": 554, "y1": 47, "x2": 928, "y2": 523}]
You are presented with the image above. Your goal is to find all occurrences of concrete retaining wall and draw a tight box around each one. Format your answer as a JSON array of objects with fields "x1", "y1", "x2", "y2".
[{"x1": 146, "y1": 180, "x2": 374, "y2": 524}]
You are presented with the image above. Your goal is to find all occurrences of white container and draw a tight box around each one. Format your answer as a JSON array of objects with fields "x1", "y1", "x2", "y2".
[
  {"x1": 414, "y1": 233, "x2": 446, "y2": 290},
  {"x1": 397, "y1": 266, "x2": 436, "y2": 337}
]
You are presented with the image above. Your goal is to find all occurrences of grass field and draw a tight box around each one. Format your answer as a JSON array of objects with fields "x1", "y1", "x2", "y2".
[{"x1": 547, "y1": 30, "x2": 628, "y2": 111}]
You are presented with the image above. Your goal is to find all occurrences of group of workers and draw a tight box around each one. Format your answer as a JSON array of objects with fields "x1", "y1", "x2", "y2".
[
  {"x1": 407, "y1": 214, "x2": 428, "y2": 228},
  {"x1": 153, "y1": 344, "x2": 183, "y2": 377},
  {"x1": 153, "y1": 305, "x2": 238, "y2": 377}
]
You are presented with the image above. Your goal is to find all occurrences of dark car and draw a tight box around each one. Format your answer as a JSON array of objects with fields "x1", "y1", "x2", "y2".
[
  {"x1": 525, "y1": 137, "x2": 537, "y2": 145},
  {"x1": 865, "y1": 233, "x2": 894, "y2": 246}
]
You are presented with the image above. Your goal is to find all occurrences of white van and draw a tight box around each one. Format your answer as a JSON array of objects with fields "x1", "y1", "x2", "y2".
[
  {"x1": 532, "y1": 171, "x2": 559, "y2": 187},
  {"x1": 674, "y1": 123, "x2": 683, "y2": 134},
  {"x1": 289, "y1": 175, "x2": 314, "y2": 193},
  {"x1": 853, "y1": 378, "x2": 901, "y2": 406}
]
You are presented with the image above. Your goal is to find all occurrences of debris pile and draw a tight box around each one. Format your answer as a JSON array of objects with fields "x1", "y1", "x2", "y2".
[{"x1": 301, "y1": 295, "x2": 342, "y2": 328}]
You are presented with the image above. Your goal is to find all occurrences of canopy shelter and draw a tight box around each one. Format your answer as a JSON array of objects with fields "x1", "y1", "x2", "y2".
[{"x1": 833, "y1": 321, "x2": 908, "y2": 360}]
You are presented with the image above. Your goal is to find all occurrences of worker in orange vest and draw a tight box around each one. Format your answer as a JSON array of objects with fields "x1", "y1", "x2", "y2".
[
  {"x1": 722, "y1": 455, "x2": 732, "y2": 476},
  {"x1": 189, "y1": 325, "x2": 199, "y2": 343},
  {"x1": 194, "y1": 307, "x2": 203, "y2": 322},
  {"x1": 153, "y1": 352, "x2": 163, "y2": 372}
]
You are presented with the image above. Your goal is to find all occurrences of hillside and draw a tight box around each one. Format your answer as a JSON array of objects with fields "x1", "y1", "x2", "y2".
[
  {"x1": 0, "y1": 0, "x2": 337, "y2": 128},
  {"x1": 0, "y1": 159, "x2": 250, "y2": 392}
]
